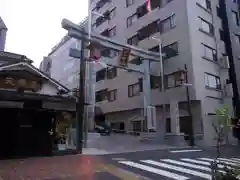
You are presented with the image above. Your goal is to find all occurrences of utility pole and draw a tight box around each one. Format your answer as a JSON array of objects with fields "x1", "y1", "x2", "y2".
[
  {"x1": 184, "y1": 64, "x2": 195, "y2": 146},
  {"x1": 75, "y1": 36, "x2": 86, "y2": 153}
]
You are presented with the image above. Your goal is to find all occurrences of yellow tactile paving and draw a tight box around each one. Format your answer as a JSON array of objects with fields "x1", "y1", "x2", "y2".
[{"x1": 96, "y1": 162, "x2": 146, "y2": 180}]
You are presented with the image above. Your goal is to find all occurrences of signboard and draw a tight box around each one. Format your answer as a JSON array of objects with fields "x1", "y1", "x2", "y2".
[
  {"x1": 0, "y1": 76, "x2": 41, "y2": 91},
  {"x1": 118, "y1": 48, "x2": 131, "y2": 67}
]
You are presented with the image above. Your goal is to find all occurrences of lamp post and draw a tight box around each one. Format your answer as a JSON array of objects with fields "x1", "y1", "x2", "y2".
[
  {"x1": 151, "y1": 36, "x2": 166, "y2": 140},
  {"x1": 180, "y1": 64, "x2": 194, "y2": 146}
]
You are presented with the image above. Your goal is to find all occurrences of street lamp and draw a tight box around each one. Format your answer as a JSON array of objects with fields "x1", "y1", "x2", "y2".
[
  {"x1": 151, "y1": 36, "x2": 166, "y2": 139},
  {"x1": 179, "y1": 64, "x2": 195, "y2": 146}
]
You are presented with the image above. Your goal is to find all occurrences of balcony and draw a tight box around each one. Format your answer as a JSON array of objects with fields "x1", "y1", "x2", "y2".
[
  {"x1": 97, "y1": 93, "x2": 144, "y2": 113},
  {"x1": 151, "y1": 86, "x2": 187, "y2": 106},
  {"x1": 126, "y1": 7, "x2": 160, "y2": 36}
]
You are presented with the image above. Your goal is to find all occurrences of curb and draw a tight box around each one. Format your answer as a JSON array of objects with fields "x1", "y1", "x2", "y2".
[{"x1": 81, "y1": 145, "x2": 193, "y2": 155}]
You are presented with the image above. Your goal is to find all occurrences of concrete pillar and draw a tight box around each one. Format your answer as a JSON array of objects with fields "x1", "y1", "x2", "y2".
[
  {"x1": 85, "y1": 61, "x2": 95, "y2": 132},
  {"x1": 167, "y1": 100, "x2": 186, "y2": 145},
  {"x1": 170, "y1": 100, "x2": 180, "y2": 135},
  {"x1": 142, "y1": 59, "x2": 151, "y2": 130}
]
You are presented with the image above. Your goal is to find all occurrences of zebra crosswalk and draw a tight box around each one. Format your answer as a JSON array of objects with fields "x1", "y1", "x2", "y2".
[{"x1": 117, "y1": 157, "x2": 240, "y2": 180}]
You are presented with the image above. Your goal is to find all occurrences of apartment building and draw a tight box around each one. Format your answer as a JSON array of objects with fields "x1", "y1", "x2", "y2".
[
  {"x1": 220, "y1": 0, "x2": 240, "y2": 117},
  {"x1": 40, "y1": 19, "x2": 89, "y2": 91},
  {"x1": 0, "y1": 17, "x2": 7, "y2": 51},
  {"x1": 90, "y1": 0, "x2": 235, "y2": 145}
]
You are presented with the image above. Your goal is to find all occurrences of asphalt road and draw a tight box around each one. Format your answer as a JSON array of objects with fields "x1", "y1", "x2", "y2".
[{"x1": 98, "y1": 146, "x2": 240, "y2": 180}]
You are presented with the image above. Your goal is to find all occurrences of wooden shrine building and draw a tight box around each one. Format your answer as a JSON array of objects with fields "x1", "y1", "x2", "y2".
[{"x1": 0, "y1": 51, "x2": 76, "y2": 159}]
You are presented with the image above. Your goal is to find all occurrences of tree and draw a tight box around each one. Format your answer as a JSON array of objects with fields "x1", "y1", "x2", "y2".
[
  {"x1": 212, "y1": 105, "x2": 232, "y2": 146},
  {"x1": 210, "y1": 105, "x2": 240, "y2": 180}
]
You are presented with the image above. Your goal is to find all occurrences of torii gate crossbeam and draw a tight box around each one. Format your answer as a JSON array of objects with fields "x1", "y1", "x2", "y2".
[{"x1": 61, "y1": 19, "x2": 160, "y2": 62}]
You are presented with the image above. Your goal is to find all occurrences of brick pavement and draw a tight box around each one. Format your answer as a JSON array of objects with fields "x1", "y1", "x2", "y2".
[{"x1": 0, "y1": 154, "x2": 143, "y2": 180}]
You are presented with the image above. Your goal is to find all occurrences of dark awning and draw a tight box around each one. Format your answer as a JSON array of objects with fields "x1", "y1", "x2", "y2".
[{"x1": 0, "y1": 90, "x2": 76, "y2": 103}]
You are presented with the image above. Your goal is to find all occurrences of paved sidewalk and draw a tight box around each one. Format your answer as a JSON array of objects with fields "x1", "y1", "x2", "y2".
[
  {"x1": 0, "y1": 155, "x2": 145, "y2": 180},
  {"x1": 83, "y1": 134, "x2": 188, "y2": 155}
]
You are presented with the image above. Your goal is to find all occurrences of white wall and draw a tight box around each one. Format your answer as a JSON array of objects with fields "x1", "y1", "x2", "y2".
[{"x1": 37, "y1": 81, "x2": 59, "y2": 95}]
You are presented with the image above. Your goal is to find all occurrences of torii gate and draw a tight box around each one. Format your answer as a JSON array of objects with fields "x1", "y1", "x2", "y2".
[{"x1": 62, "y1": 18, "x2": 165, "y2": 149}]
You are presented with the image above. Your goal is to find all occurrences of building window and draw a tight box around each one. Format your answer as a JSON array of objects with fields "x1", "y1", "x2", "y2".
[
  {"x1": 159, "y1": 14, "x2": 176, "y2": 34},
  {"x1": 130, "y1": 57, "x2": 142, "y2": 65},
  {"x1": 127, "y1": 35, "x2": 139, "y2": 45},
  {"x1": 216, "y1": 7, "x2": 221, "y2": 18},
  {"x1": 107, "y1": 89, "x2": 117, "y2": 101},
  {"x1": 166, "y1": 74, "x2": 176, "y2": 88},
  {"x1": 232, "y1": 10, "x2": 239, "y2": 26},
  {"x1": 100, "y1": 29, "x2": 110, "y2": 37},
  {"x1": 95, "y1": 8, "x2": 115, "y2": 27},
  {"x1": 128, "y1": 83, "x2": 140, "y2": 97},
  {"x1": 96, "y1": 68, "x2": 106, "y2": 82},
  {"x1": 150, "y1": 75, "x2": 161, "y2": 89},
  {"x1": 106, "y1": 67, "x2": 117, "y2": 79},
  {"x1": 101, "y1": 49, "x2": 117, "y2": 58},
  {"x1": 109, "y1": 26, "x2": 116, "y2": 37},
  {"x1": 109, "y1": 8, "x2": 116, "y2": 19},
  {"x1": 165, "y1": 71, "x2": 185, "y2": 88},
  {"x1": 162, "y1": 42, "x2": 179, "y2": 59},
  {"x1": 46, "y1": 61, "x2": 51, "y2": 73},
  {"x1": 149, "y1": 0, "x2": 161, "y2": 10},
  {"x1": 136, "y1": 3, "x2": 149, "y2": 18},
  {"x1": 111, "y1": 122, "x2": 125, "y2": 130},
  {"x1": 166, "y1": 118, "x2": 171, "y2": 133},
  {"x1": 235, "y1": 34, "x2": 240, "y2": 44},
  {"x1": 109, "y1": 50, "x2": 118, "y2": 58},
  {"x1": 205, "y1": 73, "x2": 221, "y2": 89},
  {"x1": 95, "y1": 0, "x2": 111, "y2": 10},
  {"x1": 199, "y1": 18, "x2": 214, "y2": 35},
  {"x1": 219, "y1": 29, "x2": 225, "y2": 41},
  {"x1": 197, "y1": 0, "x2": 211, "y2": 11},
  {"x1": 96, "y1": 89, "x2": 108, "y2": 102},
  {"x1": 96, "y1": 16, "x2": 106, "y2": 27},
  {"x1": 202, "y1": 44, "x2": 217, "y2": 61},
  {"x1": 127, "y1": 14, "x2": 138, "y2": 28},
  {"x1": 126, "y1": 0, "x2": 134, "y2": 7},
  {"x1": 138, "y1": 19, "x2": 160, "y2": 41},
  {"x1": 149, "y1": 45, "x2": 160, "y2": 52}
]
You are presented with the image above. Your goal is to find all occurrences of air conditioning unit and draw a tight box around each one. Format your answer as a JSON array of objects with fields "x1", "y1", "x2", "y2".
[{"x1": 220, "y1": 55, "x2": 230, "y2": 69}]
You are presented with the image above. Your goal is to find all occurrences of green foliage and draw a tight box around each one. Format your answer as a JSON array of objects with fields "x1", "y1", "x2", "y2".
[
  {"x1": 214, "y1": 168, "x2": 240, "y2": 180},
  {"x1": 212, "y1": 105, "x2": 233, "y2": 144},
  {"x1": 215, "y1": 105, "x2": 232, "y2": 129},
  {"x1": 211, "y1": 105, "x2": 240, "y2": 180}
]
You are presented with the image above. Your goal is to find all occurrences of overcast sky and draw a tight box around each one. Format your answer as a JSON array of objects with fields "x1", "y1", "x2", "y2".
[{"x1": 1, "y1": 0, "x2": 88, "y2": 67}]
